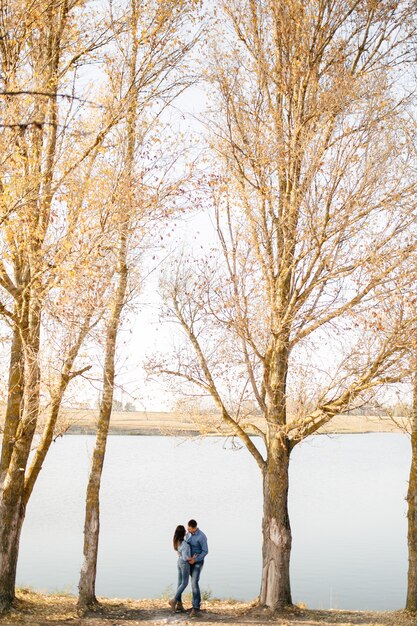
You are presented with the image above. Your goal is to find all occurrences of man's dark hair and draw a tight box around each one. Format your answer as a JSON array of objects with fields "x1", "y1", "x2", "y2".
[{"x1": 188, "y1": 519, "x2": 197, "y2": 528}]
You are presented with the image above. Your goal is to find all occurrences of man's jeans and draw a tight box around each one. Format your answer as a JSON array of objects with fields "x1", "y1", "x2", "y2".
[
  {"x1": 175, "y1": 559, "x2": 190, "y2": 602},
  {"x1": 190, "y1": 562, "x2": 204, "y2": 609}
]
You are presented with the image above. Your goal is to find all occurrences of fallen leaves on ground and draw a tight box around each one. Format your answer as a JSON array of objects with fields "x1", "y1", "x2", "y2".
[{"x1": 0, "y1": 591, "x2": 415, "y2": 626}]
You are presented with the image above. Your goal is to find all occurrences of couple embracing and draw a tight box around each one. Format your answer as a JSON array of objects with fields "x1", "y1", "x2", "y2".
[{"x1": 169, "y1": 519, "x2": 209, "y2": 618}]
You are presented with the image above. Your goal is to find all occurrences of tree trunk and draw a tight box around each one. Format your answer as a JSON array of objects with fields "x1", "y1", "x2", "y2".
[
  {"x1": 0, "y1": 318, "x2": 25, "y2": 613},
  {"x1": 78, "y1": 248, "x2": 128, "y2": 610},
  {"x1": 77, "y1": 420, "x2": 109, "y2": 608},
  {"x1": 406, "y1": 370, "x2": 417, "y2": 612},
  {"x1": 0, "y1": 323, "x2": 24, "y2": 485},
  {"x1": 0, "y1": 434, "x2": 33, "y2": 613},
  {"x1": 0, "y1": 305, "x2": 40, "y2": 613},
  {"x1": 78, "y1": 0, "x2": 136, "y2": 607},
  {"x1": 260, "y1": 436, "x2": 292, "y2": 610},
  {"x1": 78, "y1": 273, "x2": 126, "y2": 607},
  {"x1": 0, "y1": 495, "x2": 25, "y2": 613}
]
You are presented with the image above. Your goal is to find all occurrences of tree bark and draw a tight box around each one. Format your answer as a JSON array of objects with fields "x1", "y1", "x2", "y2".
[
  {"x1": 260, "y1": 434, "x2": 292, "y2": 610},
  {"x1": 0, "y1": 322, "x2": 24, "y2": 484},
  {"x1": 77, "y1": 236, "x2": 128, "y2": 610},
  {"x1": 77, "y1": 415, "x2": 110, "y2": 609},
  {"x1": 0, "y1": 426, "x2": 35, "y2": 611},
  {"x1": 0, "y1": 298, "x2": 41, "y2": 613},
  {"x1": 406, "y1": 369, "x2": 417, "y2": 612},
  {"x1": 0, "y1": 493, "x2": 25, "y2": 613},
  {"x1": 0, "y1": 314, "x2": 25, "y2": 612}
]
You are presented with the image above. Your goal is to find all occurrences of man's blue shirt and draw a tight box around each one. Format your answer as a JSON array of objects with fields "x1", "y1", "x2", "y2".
[{"x1": 186, "y1": 528, "x2": 208, "y2": 563}]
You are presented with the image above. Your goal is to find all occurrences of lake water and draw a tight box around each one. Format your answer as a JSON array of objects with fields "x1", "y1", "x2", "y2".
[{"x1": 15, "y1": 433, "x2": 409, "y2": 610}]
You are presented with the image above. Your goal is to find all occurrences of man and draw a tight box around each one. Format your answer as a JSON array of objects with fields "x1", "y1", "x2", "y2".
[{"x1": 186, "y1": 519, "x2": 208, "y2": 617}]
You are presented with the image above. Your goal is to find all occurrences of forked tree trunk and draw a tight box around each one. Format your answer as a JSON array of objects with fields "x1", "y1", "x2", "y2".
[
  {"x1": 406, "y1": 370, "x2": 417, "y2": 612},
  {"x1": 260, "y1": 436, "x2": 292, "y2": 609},
  {"x1": 0, "y1": 311, "x2": 40, "y2": 613},
  {"x1": 24, "y1": 317, "x2": 93, "y2": 503}
]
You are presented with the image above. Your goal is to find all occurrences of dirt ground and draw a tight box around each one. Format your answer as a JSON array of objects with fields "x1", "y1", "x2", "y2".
[{"x1": 0, "y1": 593, "x2": 416, "y2": 626}]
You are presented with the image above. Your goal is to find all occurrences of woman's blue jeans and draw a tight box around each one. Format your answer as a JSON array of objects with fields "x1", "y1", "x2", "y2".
[{"x1": 175, "y1": 559, "x2": 190, "y2": 602}]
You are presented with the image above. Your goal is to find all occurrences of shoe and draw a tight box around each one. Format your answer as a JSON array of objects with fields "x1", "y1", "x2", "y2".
[
  {"x1": 175, "y1": 601, "x2": 185, "y2": 612},
  {"x1": 190, "y1": 608, "x2": 200, "y2": 617},
  {"x1": 168, "y1": 598, "x2": 176, "y2": 611}
]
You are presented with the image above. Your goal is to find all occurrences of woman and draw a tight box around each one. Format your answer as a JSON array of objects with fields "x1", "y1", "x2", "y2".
[{"x1": 169, "y1": 524, "x2": 191, "y2": 612}]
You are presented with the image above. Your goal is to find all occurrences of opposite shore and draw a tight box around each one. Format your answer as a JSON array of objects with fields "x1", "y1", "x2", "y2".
[
  {"x1": 49, "y1": 408, "x2": 409, "y2": 437},
  {"x1": 0, "y1": 406, "x2": 408, "y2": 437}
]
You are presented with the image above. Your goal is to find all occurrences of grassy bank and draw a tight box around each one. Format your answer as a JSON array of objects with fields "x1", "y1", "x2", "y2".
[
  {"x1": 0, "y1": 406, "x2": 409, "y2": 437},
  {"x1": 0, "y1": 590, "x2": 415, "y2": 626},
  {"x1": 28, "y1": 408, "x2": 409, "y2": 436}
]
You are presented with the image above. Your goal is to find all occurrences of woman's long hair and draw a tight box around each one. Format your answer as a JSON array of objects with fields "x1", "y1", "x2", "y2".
[{"x1": 173, "y1": 525, "x2": 186, "y2": 550}]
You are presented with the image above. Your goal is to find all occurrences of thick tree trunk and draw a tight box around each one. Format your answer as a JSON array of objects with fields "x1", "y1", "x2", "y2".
[
  {"x1": 0, "y1": 318, "x2": 25, "y2": 613},
  {"x1": 406, "y1": 371, "x2": 417, "y2": 612},
  {"x1": 0, "y1": 294, "x2": 41, "y2": 613},
  {"x1": 0, "y1": 435, "x2": 32, "y2": 613},
  {"x1": 0, "y1": 1, "x2": 81, "y2": 616},
  {"x1": 0, "y1": 483, "x2": 26, "y2": 613},
  {"x1": 260, "y1": 436, "x2": 292, "y2": 610}
]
